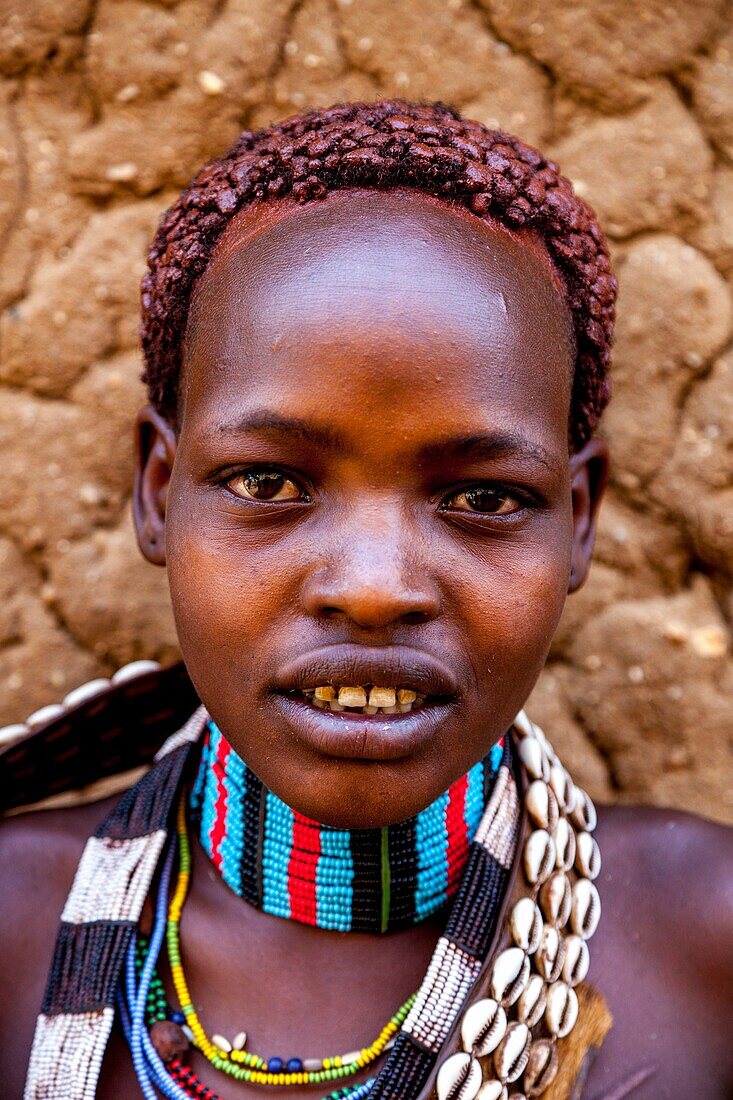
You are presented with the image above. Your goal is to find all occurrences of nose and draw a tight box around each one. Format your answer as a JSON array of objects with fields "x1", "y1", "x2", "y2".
[{"x1": 301, "y1": 502, "x2": 441, "y2": 629}]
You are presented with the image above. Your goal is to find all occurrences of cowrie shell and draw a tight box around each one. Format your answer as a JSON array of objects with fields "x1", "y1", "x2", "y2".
[
  {"x1": 549, "y1": 764, "x2": 576, "y2": 814},
  {"x1": 532, "y1": 723, "x2": 559, "y2": 769},
  {"x1": 476, "y1": 1082, "x2": 507, "y2": 1100},
  {"x1": 436, "y1": 1052, "x2": 482, "y2": 1100},
  {"x1": 571, "y1": 878, "x2": 601, "y2": 939},
  {"x1": 525, "y1": 780, "x2": 559, "y2": 832},
  {"x1": 545, "y1": 981, "x2": 579, "y2": 1038},
  {"x1": 518, "y1": 737, "x2": 550, "y2": 782},
  {"x1": 523, "y1": 1038, "x2": 559, "y2": 1096},
  {"x1": 570, "y1": 788, "x2": 597, "y2": 832},
  {"x1": 523, "y1": 829, "x2": 555, "y2": 885},
  {"x1": 460, "y1": 998, "x2": 507, "y2": 1057},
  {"x1": 562, "y1": 934, "x2": 590, "y2": 986},
  {"x1": 493, "y1": 1022, "x2": 531, "y2": 1083},
  {"x1": 490, "y1": 947, "x2": 530, "y2": 1006},
  {"x1": 535, "y1": 924, "x2": 565, "y2": 983},
  {"x1": 509, "y1": 897, "x2": 542, "y2": 953},
  {"x1": 552, "y1": 818, "x2": 576, "y2": 872},
  {"x1": 539, "y1": 871, "x2": 572, "y2": 928},
  {"x1": 575, "y1": 831, "x2": 601, "y2": 880},
  {"x1": 516, "y1": 973, "x2": 547, "y2": 1028},
  {"x1": 512, "y1": 710, "x2": 535, "y2": 738}
]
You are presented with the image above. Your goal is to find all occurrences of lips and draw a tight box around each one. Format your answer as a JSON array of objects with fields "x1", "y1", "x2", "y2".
[
  {"x1": 273, "y1": 644, "x2": 459, "y2": 701},
  {"x1": 271, "y1": 645, "x2": 459, "y2": 762}
]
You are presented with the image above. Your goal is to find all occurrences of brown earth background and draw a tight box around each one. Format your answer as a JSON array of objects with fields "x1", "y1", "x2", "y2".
[{"x1": 0, "y1": 0, "x2": 732, "y2": 823}]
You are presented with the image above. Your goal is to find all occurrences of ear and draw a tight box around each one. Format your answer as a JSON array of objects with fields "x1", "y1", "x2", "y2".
[
  {"x1": 567, "y1": 436, "x2": 609, "y2": 594},
  {"x1": 133, "y1": 405, "x2": 177, "y2": 566}
]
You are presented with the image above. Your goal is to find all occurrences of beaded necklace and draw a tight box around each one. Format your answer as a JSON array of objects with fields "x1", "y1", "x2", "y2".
[
  {"x1": 190, "y1": 720, "x2": 505, "y2": 934},
  {"x1": 25, "y1": 703, "x2": 603, "y2": 1100}
]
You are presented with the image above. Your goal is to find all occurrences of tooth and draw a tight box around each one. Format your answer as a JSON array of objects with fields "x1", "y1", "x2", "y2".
[
  {"x1": 369, "y1": 687, "x2": 396, "y2": 707},
  {"x1": 364, "y1": 705, "x2": 378, "y2": 714},
  {"x1": 315, "y1": 686, "x2": 336, "y2": 701},
  {"x1": 398, "y1": 702, "x2": 414, "y2": 713},
  {"x1": 397, "y1": 689, "x2": 417, "y2": 704},
  {"x1": 313, "y1": 698, "x2": 326, "y2": 709},
  {"x1": 381, "y1": 705, "x2": 399, "y2": 714},
  {"x1": 329, "y1": 700, "x2": 344, "y2": 712},
  {"x1": 338, "y1": 686, "x2": 367, "y2": 707}
]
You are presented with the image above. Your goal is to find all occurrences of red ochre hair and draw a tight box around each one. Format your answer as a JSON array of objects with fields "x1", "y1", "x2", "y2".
[{"x1": 140, "y1": 98, "x2": 616, "y2": 450}]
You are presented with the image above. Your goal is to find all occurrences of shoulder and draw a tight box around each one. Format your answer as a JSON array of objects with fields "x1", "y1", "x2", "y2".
[
  {"x1": 595, "y1": 802, "x2": 733, "y2": 978},
  {"x1": 0, "y1": 797, "x2": 119, "y2": 1096},
  {"x1": 0, "y1": 795, "x2": 118, "y2": 933}
]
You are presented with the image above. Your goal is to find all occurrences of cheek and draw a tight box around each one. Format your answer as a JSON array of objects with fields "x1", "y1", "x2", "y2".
[
  {"x1": 164, "y1": 491, "x2": 292, "y2": 660},
  {"x1": 450, "y1": 530, "x2": 572, "y2": 683}
]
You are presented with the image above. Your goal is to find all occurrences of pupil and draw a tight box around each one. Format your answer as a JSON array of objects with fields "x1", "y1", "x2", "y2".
[
  {"x1": 245, "y1": 471, "x2": 285, "y2": 500},
  {"x1": 466, "y1": 487, "x2": 502, "y2": 512}
]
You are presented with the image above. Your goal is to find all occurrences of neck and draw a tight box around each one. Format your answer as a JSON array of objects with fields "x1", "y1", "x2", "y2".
[{"x1": 190, "y1": 722, "x2": 505, "y2": 933}]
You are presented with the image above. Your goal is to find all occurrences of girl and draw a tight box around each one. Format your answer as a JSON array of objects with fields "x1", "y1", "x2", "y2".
[{"x1": 2, "y1": 98, "x2": 731, "y2": 1100}]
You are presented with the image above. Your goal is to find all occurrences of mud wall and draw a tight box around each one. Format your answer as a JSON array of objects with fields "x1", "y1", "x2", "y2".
[{"x1": 0, "y1": 0, "x2": 731, "y2": 822}]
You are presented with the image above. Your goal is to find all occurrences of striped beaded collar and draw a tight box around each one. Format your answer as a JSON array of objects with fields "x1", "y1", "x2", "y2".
[{"x1": 190, "y1": 720, "x2": 505, "y2": 933}]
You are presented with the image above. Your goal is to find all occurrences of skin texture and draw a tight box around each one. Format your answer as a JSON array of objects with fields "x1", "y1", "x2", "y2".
[{"x1": 1, "y1": 187, "x2": 731, "y2": 1100}]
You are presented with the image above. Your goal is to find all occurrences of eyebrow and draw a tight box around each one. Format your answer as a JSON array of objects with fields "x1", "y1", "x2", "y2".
[
  {"x1": 216, "y1": 411, "x2": 351, "y2": 453},
  {"x1": 420, "y1": 430, "x2": 558, "y2": 470},
  {"x1": 215, "y1": 411, "x2": 557, "y2": 470}
]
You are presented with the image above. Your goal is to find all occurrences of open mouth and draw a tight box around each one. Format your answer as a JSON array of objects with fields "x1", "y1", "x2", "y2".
[
  {"x1": 272, "y1": 646, "x2": 458, "y2": 760},
  {"x1": 293, "y1": 684, "x2": 428, "y2": 715}
]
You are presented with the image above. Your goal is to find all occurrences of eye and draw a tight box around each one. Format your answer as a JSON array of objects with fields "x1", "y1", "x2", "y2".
[
  {"x1": 444, "y1": 485, "x2": 526, "y2": 516},
  {"x1": 225, "y1": 468, "x2": 308, "y2": 503}
]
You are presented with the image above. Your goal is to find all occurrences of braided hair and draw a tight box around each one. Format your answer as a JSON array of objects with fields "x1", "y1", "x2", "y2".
[{"x1": 141, "y1": 98, "x2": 616, "y2": 450}]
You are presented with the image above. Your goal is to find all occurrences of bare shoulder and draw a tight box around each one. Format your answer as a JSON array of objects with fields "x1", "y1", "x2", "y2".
[
  {"x1": 0, "y1": 797, "x2": 117, "y2": 1097},
  {"x1": 595, "y1": 801, "x2": 733, "y2": 933},
  {"x1": 595, "y1": 801, "x2": 732, "y2": 968}
]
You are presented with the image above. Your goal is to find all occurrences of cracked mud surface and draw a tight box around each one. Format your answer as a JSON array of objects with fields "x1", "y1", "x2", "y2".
[{"x1": 0, "y1": 0, "x2": 731, "y2": 822}]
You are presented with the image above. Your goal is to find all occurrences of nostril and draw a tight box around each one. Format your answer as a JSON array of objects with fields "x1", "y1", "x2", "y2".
[{"x1": 402, "y1": 610, "x2": 431, "y2": 625}]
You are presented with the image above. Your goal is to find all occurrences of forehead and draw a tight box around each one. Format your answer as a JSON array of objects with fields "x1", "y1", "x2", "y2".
[{"x1": 181, "y1": 188, "x2": 575, "y2": 446}]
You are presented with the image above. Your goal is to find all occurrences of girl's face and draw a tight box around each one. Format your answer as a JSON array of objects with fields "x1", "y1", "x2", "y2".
[{"x1": 135, "y1": 187, "x2": 607, "y2": 828}]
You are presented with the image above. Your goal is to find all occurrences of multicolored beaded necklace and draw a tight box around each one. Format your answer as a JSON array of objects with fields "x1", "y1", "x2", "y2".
[
  {"x1": 26, "y1": 705, "x2": 534, "y2": 1100},
  {"x1": 190, "y1": 720, "x2": 505, "y2": 933}
]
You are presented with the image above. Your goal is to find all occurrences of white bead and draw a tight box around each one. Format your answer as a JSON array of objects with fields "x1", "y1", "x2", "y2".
[
  {"x1": 460, "y1": 998, "x2": 507, "y2": 1057},
  {"x1": 111, "y1": 659, "x2": 160, "y2": 684},
  {"x1": 26, "y1": 704, "x2": 65, "y2": 729},
  {"x1": 0, "y1": 722, "x2": 29, "y2": 748},
  {"x1": 436, "y1": 1051, "x2": 483, "y2": 1100},
  {"x1": 211, "y1": 1033, "x2": 232, "y2": 1052},
  {"x1": 232, "y1": 1031, "x2": 247, "y2": 1050},
  {"x1": 62, "y1": 678, "x2": 110, "y2": 709}
]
